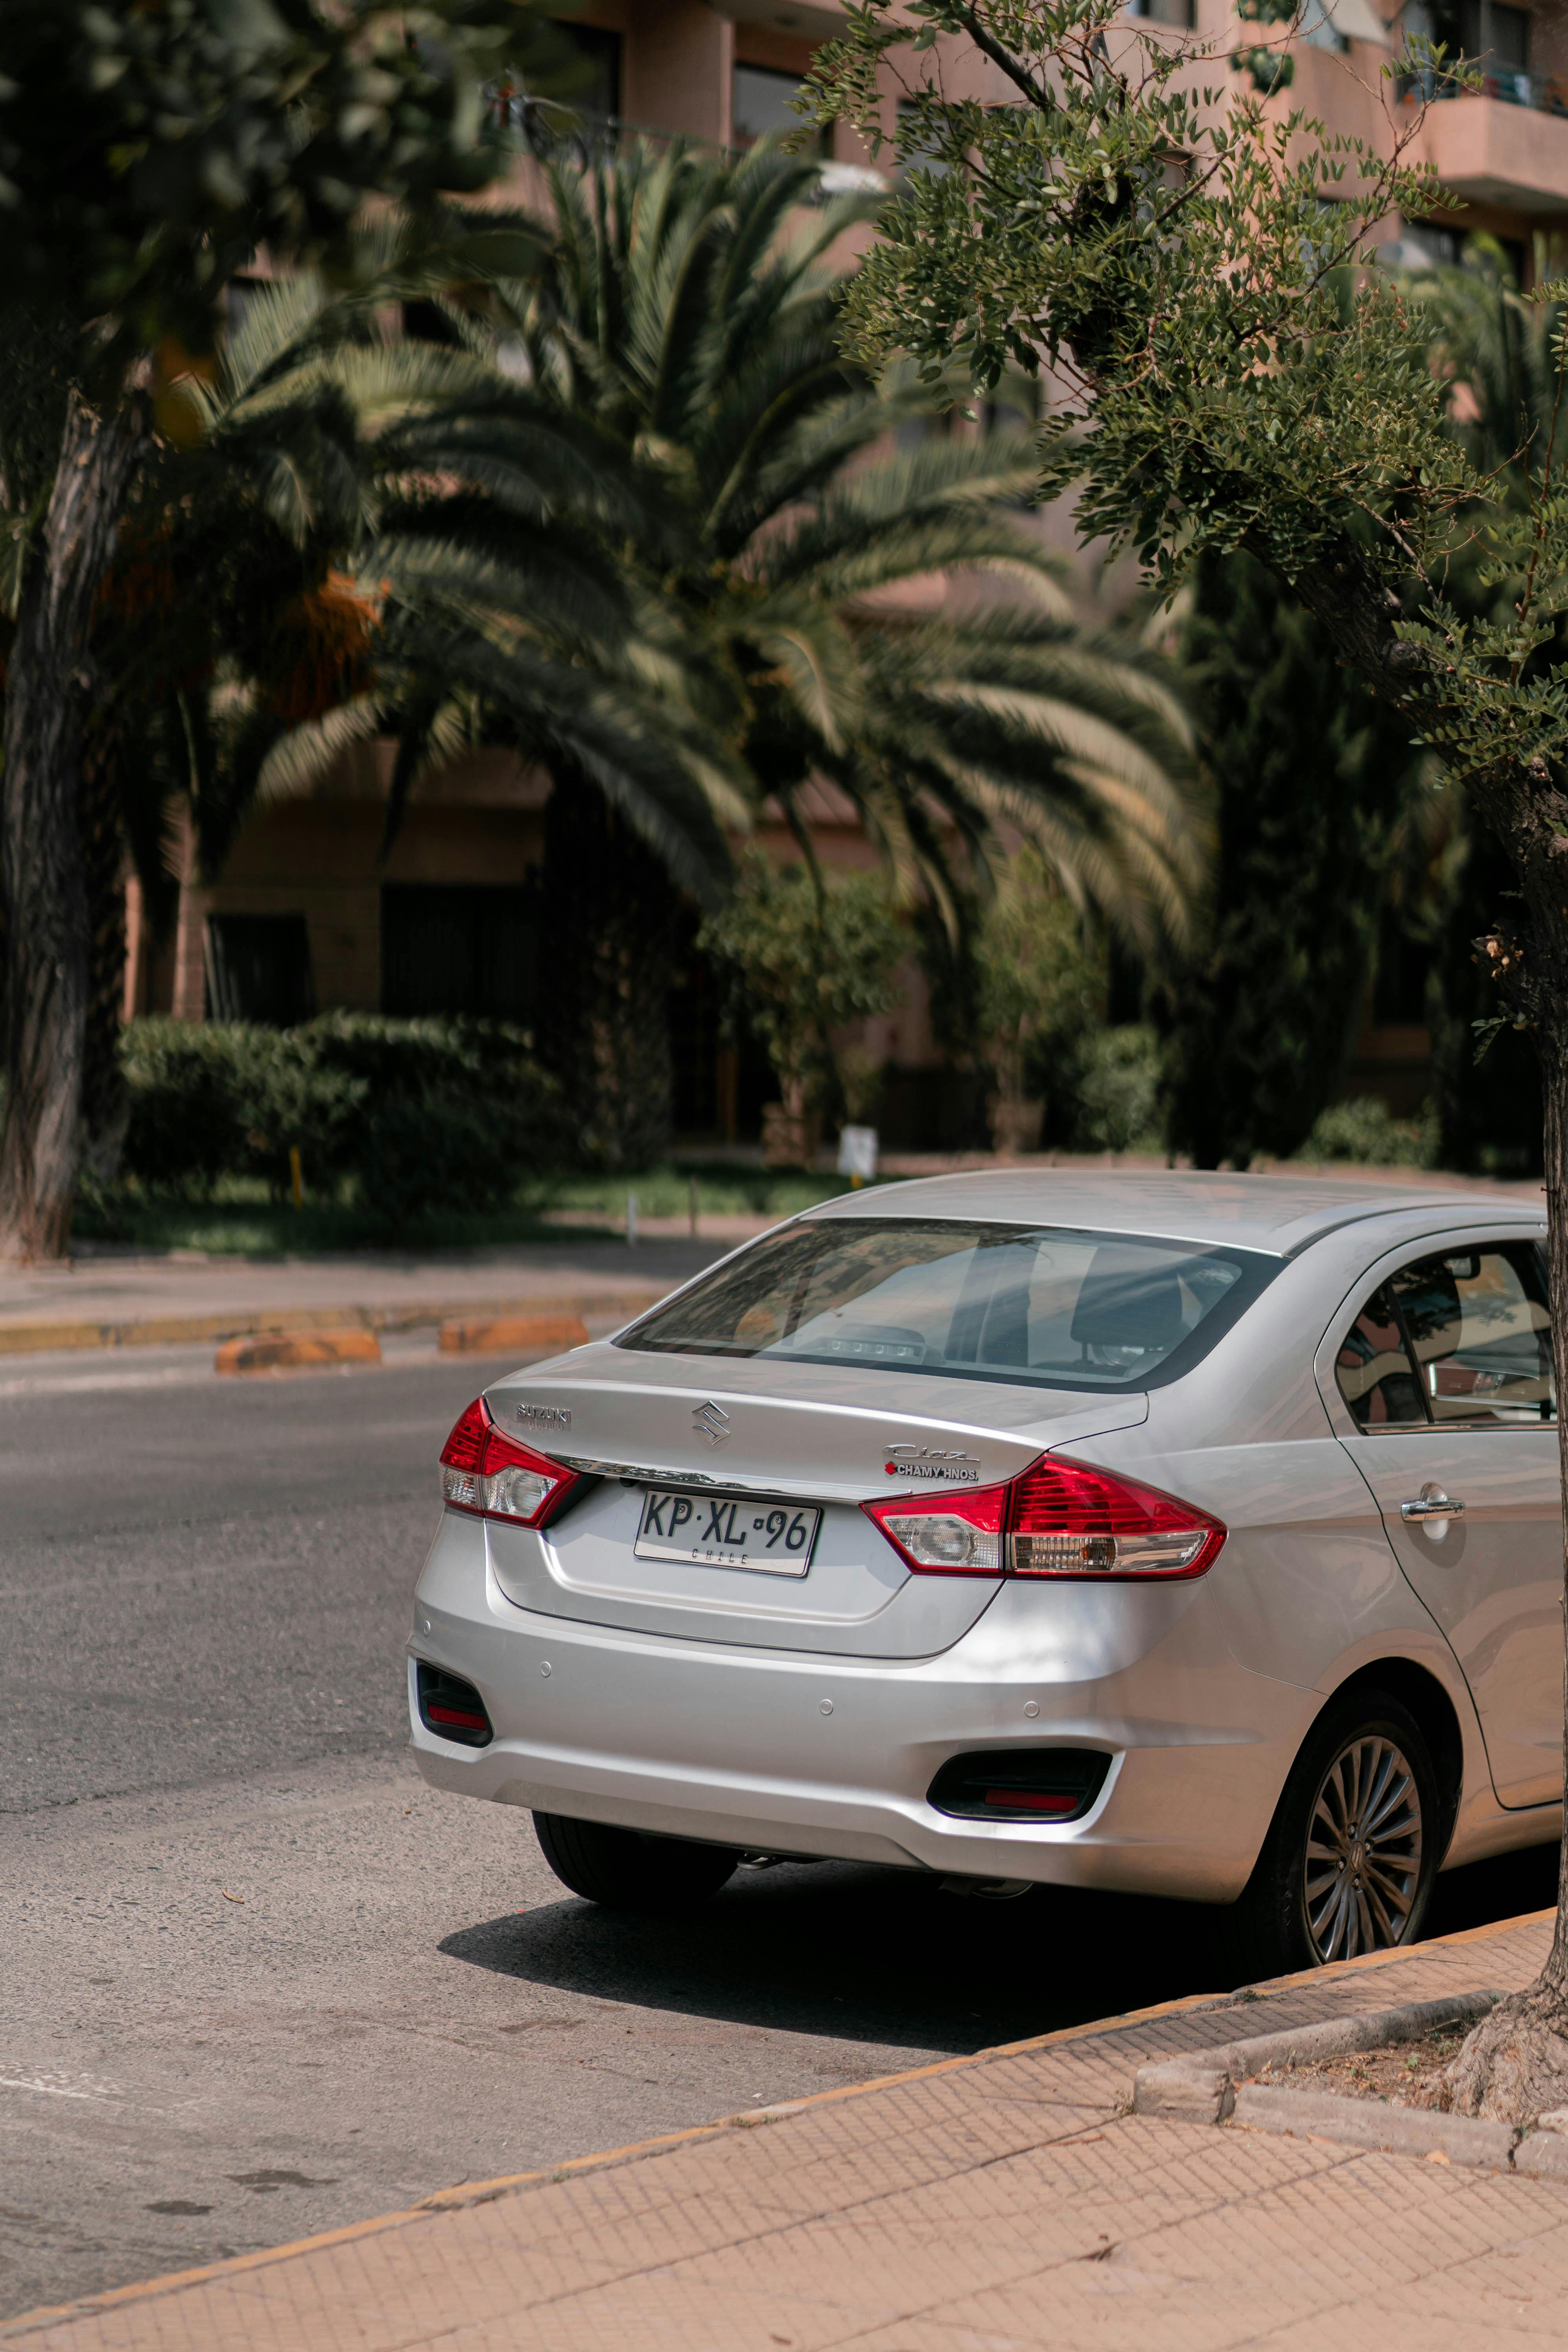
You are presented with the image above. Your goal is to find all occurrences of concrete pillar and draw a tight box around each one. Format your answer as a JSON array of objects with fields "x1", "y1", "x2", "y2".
[{"x1": 623, "y1": 2, "x2": 735, "y2": 144}]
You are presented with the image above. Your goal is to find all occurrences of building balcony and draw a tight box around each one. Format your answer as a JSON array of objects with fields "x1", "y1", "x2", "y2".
[{"x1": 1406, "y1": 77, "x2": 1568, "y2": 212}]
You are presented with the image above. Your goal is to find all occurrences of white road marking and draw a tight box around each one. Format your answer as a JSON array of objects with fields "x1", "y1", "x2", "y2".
[{"x1": 0, "y1": 2072, "x2": 120, "y2": 2101}]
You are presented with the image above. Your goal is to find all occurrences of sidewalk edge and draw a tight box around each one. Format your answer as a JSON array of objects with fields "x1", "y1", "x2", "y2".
[
  {"x1": 0, "y1": 1906, "x2": 1549, "y2": 2341},
  {"x1": 0, "y1": 1290, "x2": 665, "y2": 1357}
]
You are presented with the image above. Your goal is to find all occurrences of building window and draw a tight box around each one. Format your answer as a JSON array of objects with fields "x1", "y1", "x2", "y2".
[
  {"x1": 732, "y1": 63, "x2": 826, "y2": 152},
  {"x1": 1128, "y1": 0, "x2": 1197, "y2": 28},
  {"x1": 380, "y1": 885, "x2": 540, "y2": 1024},
  {"x1": 1300, "y1": 0, "x2": 1351, "y2": 50},
  {"x1": 1457, "y1": 0, "x2": 1529, "y2": 69},
  {"x1": 549, "y1": 19, "x2": 621, "y2": 122},
  {"x1": 205, "y1": 915, "x2": 315, "y2": 1027}
]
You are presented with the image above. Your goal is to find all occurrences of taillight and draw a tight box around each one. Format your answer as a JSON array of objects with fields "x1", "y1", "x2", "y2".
[
  {"x1": 1008, "y1": 1457, "x2": 1224, "y2": 1578},
  {"x1": 439, "y1": 1396, "x2": 580, "y2": 1528},
  {"x1": 863, "y1": 1455, "x2": 1224, "y2": 1581},
  {"x1": 863, "y1": 1481, "x2": 1009, "y2": 1575}
]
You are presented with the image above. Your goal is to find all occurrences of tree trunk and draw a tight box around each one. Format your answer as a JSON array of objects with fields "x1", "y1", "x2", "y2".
[
  {"x1": 1282, "y1": 541, "x2": 1568, "y2": 2121},
  {"x1": 79, "y1": 723, "x2": 130, "y2": 1188},
  {"x1": 536, "y1": 773, "x2": 678, "y2": 1169},
  {"x1": 1445, "y1": 878, "x2": 1568, "y2": 2120},
  {"x1": 0, "y1": 390, "x2": 144, "y2": 1259}
]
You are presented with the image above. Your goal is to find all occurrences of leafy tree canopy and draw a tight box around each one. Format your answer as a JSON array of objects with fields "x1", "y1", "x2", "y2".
[
  {"x1": 0, "y1": 0, "x2": 560, "y2": 363},
  {"x1": 800, "y1": 1, "x2": 1568, "y2": 805},
  {"x1": 802, "y1": 0, "x2": 1568, "y2": 2117},
  {"x1": 699, "y1": 853, "x2": 907, "y2": 1119}
]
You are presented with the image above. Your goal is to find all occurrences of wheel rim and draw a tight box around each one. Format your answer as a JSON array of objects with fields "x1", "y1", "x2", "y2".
[{"x1": 1303, "y1": 1732, "x2": 1422, "y2": 1963}]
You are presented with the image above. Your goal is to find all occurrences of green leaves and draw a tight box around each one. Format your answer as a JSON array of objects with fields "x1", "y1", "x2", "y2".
[
  {"x1": 698, "y1": 853, "x2": 907, "y2": 1109},
  {"x1": 0, "y1": 0, "x2": 568, "y2": 367}
]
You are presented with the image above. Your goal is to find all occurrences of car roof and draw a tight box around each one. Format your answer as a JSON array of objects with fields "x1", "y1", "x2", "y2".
[{"x1": 800, "y1": 1168, "x2": 1542, "y2": 1258}]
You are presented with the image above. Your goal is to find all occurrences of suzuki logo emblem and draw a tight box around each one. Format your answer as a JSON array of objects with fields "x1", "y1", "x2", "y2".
[{"x1": 693, "y1": 1401, "x2": 730, "y2": 1446}]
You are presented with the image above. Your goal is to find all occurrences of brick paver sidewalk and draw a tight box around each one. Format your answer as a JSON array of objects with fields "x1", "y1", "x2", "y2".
[{"x1": 6, "y1": 1911, "x2": 1561, "y2": 2350}]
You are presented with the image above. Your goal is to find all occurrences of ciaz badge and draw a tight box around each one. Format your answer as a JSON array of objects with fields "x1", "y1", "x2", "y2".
[{"x1": 883, "y1": 1444, "x2": 981, "y2": 1483}]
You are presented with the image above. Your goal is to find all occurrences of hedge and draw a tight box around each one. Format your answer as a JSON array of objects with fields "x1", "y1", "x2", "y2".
[{"x1": 119, "y1": 1014, "x2": 565, "y2": 1226}]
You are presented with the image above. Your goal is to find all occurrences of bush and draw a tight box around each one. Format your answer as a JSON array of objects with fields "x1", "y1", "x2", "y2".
[
  {"x1": 118, "y1": 1015, "x2": 564, "y2": 1224},
  {"x1": 120, "y1": 1022, "x2": 341, "y2": 1193},
  {"x1": 357, "y1": 1095, "x2": 524, "y2": 1232},
  {"x1": 1073, "y1": 1025, "x2": 1166, "y2": 1154},
  {"x1": 1301, "y1": 1096, "x2": 1435, "y2": 1168}
]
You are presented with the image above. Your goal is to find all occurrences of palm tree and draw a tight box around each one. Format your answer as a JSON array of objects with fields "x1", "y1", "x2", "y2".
[
  {"x1": 48, "y1": 252, "x2": 749, "y2": 1175},
  {"x1": 440, "y1": 136, "x2": 1203, "y2": 1156}
]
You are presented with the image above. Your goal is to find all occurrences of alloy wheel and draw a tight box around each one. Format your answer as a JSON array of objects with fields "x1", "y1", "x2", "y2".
[{"x1": 1302, "y1": 1732, "x2": 1423, "y2": 1962}]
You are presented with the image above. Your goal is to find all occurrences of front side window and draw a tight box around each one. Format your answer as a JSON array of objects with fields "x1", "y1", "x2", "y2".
[
  {"x1": 618, "y1": 1219, "x2": 1277, "y2": 1393},
  {"x1": 1336, "y1": 1242, "x2": 1553, "y2": 1430}
]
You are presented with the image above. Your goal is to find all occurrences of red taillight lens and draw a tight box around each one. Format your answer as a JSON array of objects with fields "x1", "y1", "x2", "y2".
[
  {"x1": 1008, "y1": 1457, "x2": 1224, "y2": 1579},
  {"x1": 863, "y1": 1455, "x2": 1224, "y2": 1581},
  {"x1": 440, "y1": 1397, "x2": 490, "y2": 1473},
  {"x1": 438, "y1": 1397, "x2": 580, "y2": 1528}
]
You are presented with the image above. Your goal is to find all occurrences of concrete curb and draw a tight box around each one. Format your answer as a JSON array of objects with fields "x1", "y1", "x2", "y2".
[
  {"x1": 0, "y1": 1909, "x2": 1549, "y2": 2343},
  {"x1": 1130, "y1": 1984, "x2": 1568, "y2": 2178},
  {"x1": 215, "y1": 1329, "x2": 383, "y2": 1374},
  {"x1": 1231, "y1": 2081, "x2": 1518, "y2": 2168},
  {"x1": 1132, "y1": 1989, "x2": 1503, "y2": 2122},
  {"x1": 0, "y1": 1289, "x2": 664, "y2": 1358},
  {"x1": 438, "y1": 1312, "x2": 589, "y2": 1355}
]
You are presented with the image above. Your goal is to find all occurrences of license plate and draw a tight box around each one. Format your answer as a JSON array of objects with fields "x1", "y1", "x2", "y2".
[{"x1": 633, "y1": 1488, "x2": 819, "y2": 1576}]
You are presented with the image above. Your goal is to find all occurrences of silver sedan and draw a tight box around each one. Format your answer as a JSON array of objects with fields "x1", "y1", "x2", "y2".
[{"x1": 408, "y1": 1171, "x2": 1560, "y2": 1974}]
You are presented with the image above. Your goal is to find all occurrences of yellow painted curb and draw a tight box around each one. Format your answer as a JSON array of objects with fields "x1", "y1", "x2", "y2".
[
  {"x1": 438, "y1": 1312, "x2": 589, "y2": 1356},
  {"x1": 0, "y1": 1290, "x2": 665, "y2": 1358},
  {"x1": 215, "y1": 1328, "x2": 383, "y2": 1375},
  {"x1": 0, "y1": 1906, "x2": 1551, "y2": 2342}
]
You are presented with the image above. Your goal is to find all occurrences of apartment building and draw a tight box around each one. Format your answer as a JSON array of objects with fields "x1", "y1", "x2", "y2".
[{"x1": 130, "y1": 0, "x2": 1568, "y2": 1140}]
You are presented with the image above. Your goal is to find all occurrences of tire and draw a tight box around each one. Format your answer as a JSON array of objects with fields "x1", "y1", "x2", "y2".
[
  {"x1": 1227, "y1": 1688, "x2": 1440, "y2": 1981},
  {"x1": 533, "y1": 1812, "x2": 738, "y2": 1913}
]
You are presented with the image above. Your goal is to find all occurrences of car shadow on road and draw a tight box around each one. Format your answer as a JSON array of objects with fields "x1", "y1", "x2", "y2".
[
  {"x1": 439, "y1": 1858, "x2": 1233, "y2": 2055},
  {"x1": 441, "y1": 1836, "x2": 1562, "y2": 2057}
]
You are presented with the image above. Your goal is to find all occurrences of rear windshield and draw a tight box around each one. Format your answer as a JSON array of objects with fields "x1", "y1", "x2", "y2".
[{"x1": 616, "y1": 1218, "x2": 1278, "y2": 1392}]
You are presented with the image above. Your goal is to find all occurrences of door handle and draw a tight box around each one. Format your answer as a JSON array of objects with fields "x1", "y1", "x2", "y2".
[{"x1": 1401, "y1": 1485, "x2": 1465, "y2": 1523}]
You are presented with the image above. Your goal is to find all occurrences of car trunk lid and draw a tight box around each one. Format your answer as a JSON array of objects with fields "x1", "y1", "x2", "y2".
[{"x1": 478, "y1": 1348, "x2": 1149, "y2": 1657}]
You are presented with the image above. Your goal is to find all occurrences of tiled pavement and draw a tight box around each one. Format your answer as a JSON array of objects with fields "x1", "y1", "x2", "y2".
[{"x1": 5, "y1": 1910, "x2": 1563, "y2": 2350}]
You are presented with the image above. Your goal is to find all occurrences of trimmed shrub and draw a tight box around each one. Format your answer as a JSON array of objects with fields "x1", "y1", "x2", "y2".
[
  {"x1": 120, "y1": 1022, "x2": 338, "y2": 1193},
  {"x1": 118, "y1": 1015, "x2": 564, "y2": 1219},
  {"x1": 1073, "y1": 1025, "x2": 1166, "y2": 1155},
  {"x1": 357, "y1": 1094, "x2": 524, "y2": 1232},
  {"x1": 1302, "y1": 1096, "x2": 1435, "y2": 1168}
]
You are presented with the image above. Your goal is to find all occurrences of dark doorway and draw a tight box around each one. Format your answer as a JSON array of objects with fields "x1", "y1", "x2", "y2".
[
  {"x1": 551, "y1": 18, "x2": 621, "y2": 121},
  {"x1": 380, "y1": 884, "x2": 540, "y2": 1023},
  {"x1": 669, "y1": 950, "x2": 722, "y2": 1136},
  {"x1": 205, "y1": 914, "x2": 315, "y2": 1026}
]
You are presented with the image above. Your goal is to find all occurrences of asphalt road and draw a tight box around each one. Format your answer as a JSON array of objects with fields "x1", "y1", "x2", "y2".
[{"x1": 1, "y1": 1341, "x2": 1559, "y2": 2321}]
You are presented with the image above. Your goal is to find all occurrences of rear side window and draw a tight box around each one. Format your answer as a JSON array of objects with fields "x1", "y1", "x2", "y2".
[
  {"x1": 617, "y1": 1219, "x2": 1278, "y2": 1393},
  {"x1": 1336, "y1": 1243, "x2": 1553, "y2": 1429},
  {"x1": 1336, "y1": 1286, "x2": 1426, "y2": 1427}
]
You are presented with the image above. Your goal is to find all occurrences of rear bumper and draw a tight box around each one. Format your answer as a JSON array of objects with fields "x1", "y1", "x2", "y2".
[{"x1": 409, "y1": 1511, "x2": 1319, "y2": 1903}]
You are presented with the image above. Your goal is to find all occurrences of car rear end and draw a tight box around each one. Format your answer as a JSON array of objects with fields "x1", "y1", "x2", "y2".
[{"x1": 408, "y1": 1200, "x2": 1317, "y2": 1901}]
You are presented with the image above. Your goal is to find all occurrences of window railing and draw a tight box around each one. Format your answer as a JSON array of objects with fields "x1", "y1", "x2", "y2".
[
  {"x1": 487, "y1": 94, "x2": 888, "y2": 199},
  {"x1": 1401, "y1": 63, "x2": 1568, "y2": 111},
  {"x1": 487, "y1": 93, "x2": 731, "y2": 164}
]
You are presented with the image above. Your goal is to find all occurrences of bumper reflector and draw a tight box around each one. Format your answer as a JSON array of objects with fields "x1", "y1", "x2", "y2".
[
  {"x1": 416, "y1": 1661, "x2": 494, "y2": 1748},
  {"x1": 927, "y1": 1747, "x2": 1110, "y2": 1824}
]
